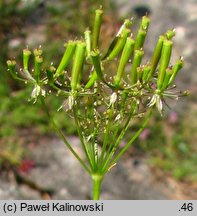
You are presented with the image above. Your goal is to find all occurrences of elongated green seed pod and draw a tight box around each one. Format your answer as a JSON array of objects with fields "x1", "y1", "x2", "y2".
[
  {"x1": 114, "y1": 37, "x2": 135, "y2": 86},
  {"x1": 7, "y1": 60, "x2": 17, "y2": 79},
  {"x1": 56, "y1": 41, "x2": 76, "y2": 77},
  {"x1": 142, "y1": 64, "x2": 151, "y2": 82},
  {"x1": 161, "y1": 67, "x2": 173, "y2": 90},
  {"x1": 134, "y1": 16, "x2": 150, "y2": 50},
  {"x1": 90, "y1": 50, "x2": 103, "y2": 79},
  {"x1": 165, "y1": 29, "x2": 176, "y2": 40},
  {"x1": 71, "y1": 42, "x2": 86, "y2": 90},
  {"x1": 85, "y1": 71, "x2": 98, "y2": 89},
  {"x1": 102, "y1": 19, "x2": 132, "y2": 60},
  {"x1": 23, "y1": 49, "x2": 31, "y2": 70},
  {"x1": 130, "y1": 49, "x2": 144, "y2": 84},
  {"x1": 92, "y1": 8, "x2": 103, "y2": 49},
  {"x1": 34, "y1": 55, "x2": 43, "y2": 82},
  {"x1": 33, "y1": 48, "x2": 43, "y2": 82},
  {"x1": 107, "y1": 28, "x2": 130, "y2": 61},
  {"x1": 149, "y1": 35, "x2": 165, "y2": 80},
  {"x1": 134, "y1": 29, "x2": 147, "y2": 50},
  {"x1": 84, "y1": 29, "x2": 91, "y2": 58},
  {"x1": 168, "y1": 58, "x2": 184, "y2": 85},
  {"x1": 157, "y1": 39, "x2": 172, "y2": 89}
]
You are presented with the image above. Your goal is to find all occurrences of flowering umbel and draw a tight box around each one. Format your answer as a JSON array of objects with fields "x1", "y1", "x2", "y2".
[{"x1": 7, "y1": 8, "x2": 187, "y2": 200}]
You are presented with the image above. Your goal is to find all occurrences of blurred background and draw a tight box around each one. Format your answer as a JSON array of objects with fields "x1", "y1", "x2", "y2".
[{"x1": 0, "y1": 0, "x2": 196, "y2": 199}]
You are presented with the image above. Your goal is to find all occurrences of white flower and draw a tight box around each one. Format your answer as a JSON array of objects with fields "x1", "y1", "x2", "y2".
[
  {"x1": 115, "y1": 114, "x2": 121, "y2": 121},
  {"x1": 148, "y1": 94, "x2": 163, "y2": 115},
  {"x1": 31, "y1": 84, "x2": 46, "y2": 103},
  {"x1": 109, "y1": 92, "x2": 117, "y2": 106}
]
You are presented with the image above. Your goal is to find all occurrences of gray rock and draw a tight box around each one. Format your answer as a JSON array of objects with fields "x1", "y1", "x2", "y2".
[{"x1": 15, "y1": 136, "x2": 168, "y2": 199}]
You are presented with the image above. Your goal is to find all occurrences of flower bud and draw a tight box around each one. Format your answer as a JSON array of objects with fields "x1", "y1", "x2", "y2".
[
  {"x1": 33, "y1": 47, "x2": 43, "y2": 57},
  {"x1": 71, "y1": 42, "x2": 86, "y2": 90},
  {"x1": 114, "y1": 37, "x2": 135, "y2": 86},
  {"x1": 130, "y1": 49, "x2": 144, "y2": 84},
  {"x1": 157, "y1": 39, "x2": 172, "y2": 89},
  {"x1": 56, "y1": 41, "x2": 76, "y2": 77},
  {"x1": 92, "y1": 8, "x2": 103, "y2": 49},
  {"x1": 7, "y1": 60, "x2": 17, "y2": 78}
]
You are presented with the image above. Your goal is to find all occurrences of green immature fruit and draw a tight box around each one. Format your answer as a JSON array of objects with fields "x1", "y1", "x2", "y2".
[
  {"x1": 114, "y1": 37, "x2": 135, "y2": 86},
  {"x1": 34, "y1": 55, "x2": 43, "y2": 82},
  {"x1": 134, "y1": 16, "x2": 150, "y2": 50},
  {"x1": 130, "y1": 49, "x2": 144, "y2": 84},
  {"x1": 84, "y1": 30, "x2": 91, "y2": 59},
  {"x1": 71, "y1": 42, "x2": 86, "y2": 90},
  {"x1": 142, "y1": 64, "x2": 151, "y2": 82},
  {"x1": 107, "y1": 28, "x2": 130, "y2": 61},
  {"x1": 157, "y1": 39, "x2": 172, "y2": 89},
  {"x1": 92, "y1": 8, "x2": 103, "y2": 49},
  {"x1": 161, "y1": 67, "x2": 173, "y2": 90},
  {"x1": 149, "y1": 35, "x2": 164, "y2": 80},
  {"x1": 85, "y1": 71, "x2": 98, "y2": 89},
  {"x1": 23, "y1": 49, "x2": 31, "y2": 71},
  {"x1": 134, "y1": 29, "x2": 147, "y2": 50},
  {"x1": 168, "y1": 58, "x2": 184, "y2": 85},
  {"x1": 56, "y1": 41, "x2": 76, "y2": 77},
  {"x1": 102, "y1": 19, "x2": 132, "y2": 60},
  {"x1": 90, "y1": 50, "x2": 103, "y2": 80}
]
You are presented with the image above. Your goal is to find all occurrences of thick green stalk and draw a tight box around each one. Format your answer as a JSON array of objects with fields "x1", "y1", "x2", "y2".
[{"x1": 91, "y1": 174, "x2": 103, "y2": 200}]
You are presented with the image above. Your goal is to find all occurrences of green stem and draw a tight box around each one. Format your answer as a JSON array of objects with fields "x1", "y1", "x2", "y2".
[
  {"x1": 109, "y1": 108, "x2": 153, "y2": 169},
  {"x1": 73, "y1": 106, "x2": 94, "y2": 171},
  {"x1": 91, "y1": 174, "x2": 103, "y2": 200},
  {"x1": 40, "y1": 97, "x2": 91, "y2": 175}
]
